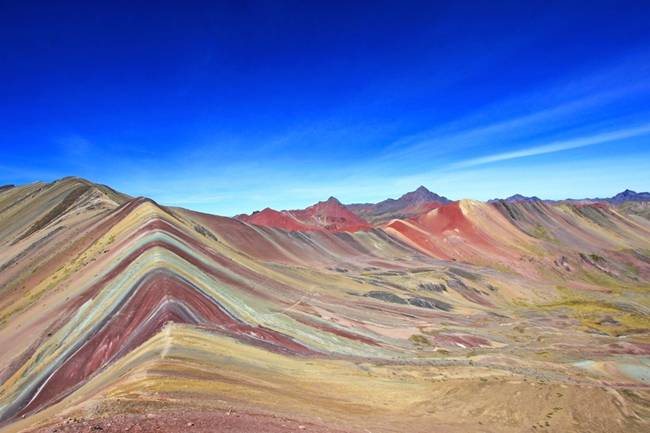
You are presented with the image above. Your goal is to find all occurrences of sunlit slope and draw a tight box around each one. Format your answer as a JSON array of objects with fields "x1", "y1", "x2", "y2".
[
  {"x1": 4, "y1": 324, "x2": 648, "y2": 433},
  {"x1": 384, "y1": 199, "x2": 650, "y2": 283},
  {"x1": 2, "y1": 190, "x2": 514, "y2": 425},
  {"x1": 0, "y1": 177, "x2": 128, "y2": 306},
  {"x1": 1, "y1": 179, "x2": 649, "y2": 433}
]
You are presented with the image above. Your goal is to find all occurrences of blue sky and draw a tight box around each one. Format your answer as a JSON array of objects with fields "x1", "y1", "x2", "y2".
[{"x1": 1, "y1": 1, "x2": 649, "y2": 215}]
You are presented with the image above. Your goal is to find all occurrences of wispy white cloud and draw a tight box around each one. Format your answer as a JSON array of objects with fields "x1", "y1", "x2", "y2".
[
  {"x1": 379, "y1": 51, "x2": 650, "y2": 164},
  {"x1": 453, "y1": 122, "x2": 650, "y2": 168},
  {"x1": 385, "y1": 85, "x2": 645, "y2": 161}
]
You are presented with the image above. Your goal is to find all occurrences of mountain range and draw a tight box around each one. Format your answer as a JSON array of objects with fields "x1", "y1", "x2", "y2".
[
  {"x1": 237, "y1": 185, "x2": 650, "y2": 232},
  {"x1": 1, "y1": 177, "x2": 650, "y2": 433},
  {"x1": 236, "y1": 196, "x2": 370, "y2": 232},
  {"x1": 346, "y1": 186, "x2": 451, "y2": 223}
]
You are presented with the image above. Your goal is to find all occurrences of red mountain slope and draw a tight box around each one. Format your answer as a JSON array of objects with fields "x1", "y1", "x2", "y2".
[{"x1": 237, "y1": 197, "x2": 370, "y2": 232}]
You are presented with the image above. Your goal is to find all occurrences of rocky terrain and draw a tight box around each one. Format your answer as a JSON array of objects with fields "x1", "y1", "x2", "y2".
[{"x1": 1, "y1": 177, "x2": 649, "y2": 433}]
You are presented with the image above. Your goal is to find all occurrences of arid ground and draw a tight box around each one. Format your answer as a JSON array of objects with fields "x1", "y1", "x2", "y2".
[{"x1": 1, "y1": 177, "x2": 649, "y2": 433}]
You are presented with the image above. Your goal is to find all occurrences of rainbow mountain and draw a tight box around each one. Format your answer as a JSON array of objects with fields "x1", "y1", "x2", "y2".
[{"x1": 1, "y1": 177, "x2": 649, "y2": 433}]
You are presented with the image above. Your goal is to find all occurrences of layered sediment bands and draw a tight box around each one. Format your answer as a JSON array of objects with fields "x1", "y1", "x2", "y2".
[
  {"x1": 0, "y1": 197, "x2": 400, "y2": 425},
  {"x1": 491, "y1": 199, "x2": 650, "y2": 251},
  {"x1": 12, "y1": 184, "x2": 91, "y2": 244},
  {"x1": 383, "y1": 199, "x2": 650, "y2": 283},
  {"x1": 1, "y1": 179, "x2": 650, "y2": 433},
  {"x1": 184, "y1": 208, "x2": 417, "y2": 268},
  {"x1": 7, "y1": 269, "x2": 312, "y2": 422},
  {"x1": 383, "y1": 200, "x2": 535, "y2": 269}
]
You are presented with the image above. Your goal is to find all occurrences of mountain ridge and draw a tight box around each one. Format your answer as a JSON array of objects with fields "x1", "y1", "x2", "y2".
[
  {"x1": 2, "y1": 176, "x2": 650, "y2": 433},
  {"x1": 345, "y1": 185, "x2": 451, "y2": 224},
  {"x1": 236, "y1": 195, "x2": 370, "y2": 232}
]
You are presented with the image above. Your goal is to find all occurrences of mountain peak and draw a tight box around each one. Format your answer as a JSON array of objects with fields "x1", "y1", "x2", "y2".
[
  {"x1": 259, "y1": 207, "x2": 279, "y2": 214},
  {"x1": 504, "y1": 194, "x2": 542, "y2": 203},
  {"x1": 345, "y1": 186, "x2": 450, "y2": 224},
  {"x1": 398, "y1": 186, "x2": 450, "y2": 204},
  {"x1": 609, "y1": 189, "x2": 650, "y2": 204},
  {"x1": 616, "y1": 189, "x2": 637, "y2": 197},
  {"x1": 307, "y1": 196, "x2": 345, "y2": 210},
  {"x1": 237, "y1": 196, "x2": 369, "y2": 232}
]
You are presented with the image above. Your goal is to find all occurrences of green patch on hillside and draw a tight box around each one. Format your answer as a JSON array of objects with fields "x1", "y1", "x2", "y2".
[
  {"x1": 531, "y1": 225, "x2": 559, "y2": 244},
  {"x1": 527, "y1": 285, "x2": 650, "y2": 336}
]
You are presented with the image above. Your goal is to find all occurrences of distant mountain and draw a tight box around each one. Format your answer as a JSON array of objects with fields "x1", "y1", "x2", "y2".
[
  {"x1": 0, "y1": 184, "x2": 15, "y2": 192},
  {"x1": 606, "y1": 189, "x2": 650, "y2": 204},
  {"x1": 489, "y1": 194, "x2": 542, "y2": 203},
  {"x1": 393, "y1": 185, "x2": 450, "y2": 205},
  {"x1": 235, "y1": 207, "x2": 315, "y2": 232},
  {"x1": 238, "y1": 187, "x2": 650, "y2": 230},
  {"x1": 602, "y1": 190, "x2": 650, "y2": 220},
  {"x1": 490, "y1": 190, "x2": 650, "y2": 206},
  {"x1": 347, "y1": 186, "x2": 451, "y2": 223},
  {"x1": 236, "y1": 196, "x2": 370, "y2": 232}
]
